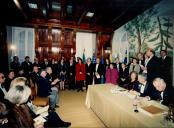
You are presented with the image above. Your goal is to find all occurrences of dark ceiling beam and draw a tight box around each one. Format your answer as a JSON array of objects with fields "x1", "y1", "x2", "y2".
[
  {"x1": 24, "y1": 19, "x2": 113, "y2": 33},
  {"x1": 111, "y1": 0, "x2": 139, "y2": 24},
  {"x1": 60, "y1": 0, "x2": 67, "y2": 23},
  {"x1": 14, "y1": 0, "x2": 28, "y2": 20},
  {"x1": 77, "y1": 0, "x2": 93, "y2": 25},
  {"x1": 35, "y1": 0, "x2": 48, "y2": 18},
  {"x1": 111, "y1": 0, "x2": 162, "y2": 29},
  {"x1": 90, "y1": 15, "x2": 101, "y2": 27},
  {"x1": 77, "y1": 11, "x2": 87, "y2": 25}
]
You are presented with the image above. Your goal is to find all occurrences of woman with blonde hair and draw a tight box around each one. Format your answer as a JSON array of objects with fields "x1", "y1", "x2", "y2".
[
  {"x1": 10, "y1": 77, "x2": 27, "y2": 88},
  {"x1": 5, "y1": 77, "x2": 71, "y2": 127},
  {"x1": 5, "y1": 85, "x2": 41, "y2": 128}
]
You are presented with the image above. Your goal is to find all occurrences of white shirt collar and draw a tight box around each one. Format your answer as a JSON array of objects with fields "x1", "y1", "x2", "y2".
[
  {"x1": 140, "y1": 84, "x2": 145, "y2": 93},
  {"x1": 0, "y1": 84, "x2": 7, "y2": 95}
]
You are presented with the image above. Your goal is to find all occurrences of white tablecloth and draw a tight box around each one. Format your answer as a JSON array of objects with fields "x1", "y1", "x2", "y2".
[{"x1": 85, "y1": 84, "x2": 172, "y2": 128}]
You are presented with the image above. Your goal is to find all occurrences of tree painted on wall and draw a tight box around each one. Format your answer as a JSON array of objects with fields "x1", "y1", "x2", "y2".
[
  {"x1": 124, "y1": 8, "x2": 158, "y2": 54},
  {"x1": 148, "y1": 16, "x2": 173, "y2": 51}
]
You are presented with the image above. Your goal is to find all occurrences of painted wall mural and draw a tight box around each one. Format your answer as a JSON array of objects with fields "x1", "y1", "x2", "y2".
[{"x1": 112, "y1": 0, "x2": 174, "y2": 62}]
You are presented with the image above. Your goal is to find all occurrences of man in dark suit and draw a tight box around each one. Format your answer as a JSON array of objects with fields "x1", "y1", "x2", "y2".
[
  {"x1": 114, "y1": 57, "x2": 122, "y2": 73},
  {"x1": 94, "y1": 58, "x2": 104, "y2": 84},
  {"x1": 137, "y1": 73, "x2": 158, "y2": 100},
  {"x1": 21, "y1": 56, "x2": 33, "y2": 78},
  {"x1": 85, "y1": 58, "x2": 94, "y2": 90},
  {"x1": 159, "y1": 50, "x2": 172, "y2": 86},
  {"x1": 146, "y1": 49, "x2": 160, "y2": 83},
  {"x1": 67, "y1": 58, "x2": 76, "y2": 90},
  {"x1": 153, "y1": 77, "x2": 174, "y2": 106},
  {"x1": 10, "y1": 56, "x2": 20, "y2": 75},
  {"x1": 0, "y1": 73, "x2": 6, "y2": 102},
  {"x1": 37, "y1": 70, "x2": 57, "y2": 111}
]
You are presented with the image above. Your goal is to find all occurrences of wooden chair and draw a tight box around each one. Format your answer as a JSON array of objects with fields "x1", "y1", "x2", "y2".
[{"x1": 29, "y1": 78, "x2": 49, "y2": 106}]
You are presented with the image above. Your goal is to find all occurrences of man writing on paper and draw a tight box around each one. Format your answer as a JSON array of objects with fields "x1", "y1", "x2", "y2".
[{"x1": 153, "y1": 77, "x2": 174, "y2": 106}]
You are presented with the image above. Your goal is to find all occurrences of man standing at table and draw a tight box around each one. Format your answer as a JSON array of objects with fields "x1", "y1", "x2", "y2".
[{"x1": 145, "y1": 49, "x2": 160, "y2": 83}]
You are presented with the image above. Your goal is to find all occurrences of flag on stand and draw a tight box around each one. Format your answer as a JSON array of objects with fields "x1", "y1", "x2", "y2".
[
  {"x1": 92, "y1": 52, "x2": 96, "y2": 64},
  {"x1": 124, "y1": 50, "x2": 128, "y2": 64},
  {"x1": 82, "y1": 49, "x2": 86, "y2": 63},
  {"x1": 100, "y1": 46, "x2": 105, "y2": 84},
  {"x1": 109, "y1": 51, "x2": 112, "y2": 63},
  {"x1": 101, "y1": 47, "x2": 104, "y2": 64},
  {"x1": 120, "y1": 32, "x2": 129, "y2": 64}
]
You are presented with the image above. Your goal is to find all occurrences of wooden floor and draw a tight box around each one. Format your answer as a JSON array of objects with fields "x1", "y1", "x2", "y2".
[{"x1": 56, "y1": 89, "x2": 105, "y2": 127}]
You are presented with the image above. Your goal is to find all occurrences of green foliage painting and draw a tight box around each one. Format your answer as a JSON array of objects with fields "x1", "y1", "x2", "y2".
[
  {"x1": 149, "y1": 17, "x2": 173, "y2": 51},
  {"x1": 124, "y1": 6, "x2": 173, "y2": 55}
]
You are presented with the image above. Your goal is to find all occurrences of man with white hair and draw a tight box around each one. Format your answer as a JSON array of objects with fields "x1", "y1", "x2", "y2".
[
  {"x1": 37, "y1": 70, "x2": 57, "y2": 111},
  {"x1": 153, "y1": 77, "x2": 174, "y2": 106},
  {"x1": 137, "y1": 73, "x2": 158, "y2": 100}
]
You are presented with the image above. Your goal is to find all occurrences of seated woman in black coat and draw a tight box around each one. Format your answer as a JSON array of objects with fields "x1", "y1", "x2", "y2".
[
  {"x1": 118, "y1": 63, "x2": 129, "y2": 87},
  {"x1": 125, "y1": 71, "x2": 139, "y2": 91}
]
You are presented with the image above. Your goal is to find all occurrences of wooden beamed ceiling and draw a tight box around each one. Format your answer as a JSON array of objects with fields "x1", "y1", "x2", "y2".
[{"x1": 0, "y1": 0, "x2": 161, "y2": 33}]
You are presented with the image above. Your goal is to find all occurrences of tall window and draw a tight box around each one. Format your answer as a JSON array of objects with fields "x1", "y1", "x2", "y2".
[{"x1": 7, "y1": 26, "x2": 35, "y2": 64}]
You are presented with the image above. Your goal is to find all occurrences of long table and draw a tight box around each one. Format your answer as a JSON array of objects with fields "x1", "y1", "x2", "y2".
[{"x1": 85, "y1": 84, "x2": 171, "y2": 128}]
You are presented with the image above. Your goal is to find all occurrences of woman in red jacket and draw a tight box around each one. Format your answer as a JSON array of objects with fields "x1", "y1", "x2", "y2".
[{"x1": 76, "y1": 57, "x2": 86, "y2": 92}]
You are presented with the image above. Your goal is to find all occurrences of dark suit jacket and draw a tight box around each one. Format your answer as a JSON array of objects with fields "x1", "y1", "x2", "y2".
[
  {"x1": 0, "y1": 88, "x2": 5, "y2": 102},
  {"x1": 159, "y1": 56, "x2": 172, "y2": 85},
  {"x1": 139, "y1": 82, "x2": 158, "y2": 100},
  {"x1": 37, "y1": 76, "x2": 51, "y2": 97},
  {"x1": 118, "y1": 67, "x2": 129, "y2": 86},
  {"x1": 3, "y1": 78, "x2": 13, "y2": 92},
  {"x1": 114, "y1": 63, "x2": 122, "y2": 73},
  {"x1": 94, "y1": 63, "x2": 105, "y2": 77},
  {"x1": 21, "y1": 61, "x2": 33, "y2": 73},
  {"x1": 67, "y1": 63, "x2": 76, "y2": 77},
  {"x1": 86, "y1": 63, "x2": 94, "y2": 80},
  {"x1": 161, "y1": 86, "x2": 174, "y2": 106},
  {"x1": 146, "y1": 56, "x2": 160, "y2": 83}
]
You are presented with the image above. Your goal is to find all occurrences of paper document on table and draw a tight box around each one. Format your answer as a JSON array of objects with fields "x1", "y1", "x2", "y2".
[
  {"x1": 124, "y1": 92, "x2": 136, "y2": 99},
  {"x1": 33, "y1": 105, "x2": 49, "y2": 115},
  {"x1": 40, "y1": 111, "x2": 48, "y2": 117},
  {"x1": 110, "y1": 88, "x2": 127, "y2": 94},
  {"x1": 139, "y1": 105, "x2": 167, "y2": 117},
  {"x1": 96, "y1": 74, "x2": 100, "y2": 79}
]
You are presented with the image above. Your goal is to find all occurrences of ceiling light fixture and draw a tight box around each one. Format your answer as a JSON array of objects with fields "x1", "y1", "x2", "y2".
[
  {"x1": 28, "y1": 3, "x2": 38, "y2": 9},
  {"x1": 42, "y1": 8, "x2": 47, "y2": 16},
  {"x1": 86, "y1": 12, "x2": 94, "y2": 17},
  {"x1": 67, "y1": 5, "x2": 72, "y2": 14},
  {"x1": 52, "y1": 2, "x2": 61, "y2": 11},
  {"x1": 10, "y1": 44, "x2": 16, "y2": 51},
  {"x1": 13, "y1": 0, "x2": 22, "y2": 10}
]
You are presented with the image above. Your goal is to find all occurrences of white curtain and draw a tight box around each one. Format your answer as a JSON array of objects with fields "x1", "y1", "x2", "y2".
[
  {"x1": 112, "y1": 27, "x2": 129, "y2": 63},
  {"x1": 7, "y1": 26, "x2": 35, "y2": 64},
  {"x1": 76, "y1": 32, "x2": 96, "y2": 60}
]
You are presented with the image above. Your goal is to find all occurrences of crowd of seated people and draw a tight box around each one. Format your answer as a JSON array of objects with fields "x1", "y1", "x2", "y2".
[{"x1": 0, "y1": 77, "x2": 71, "y2": 127}]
